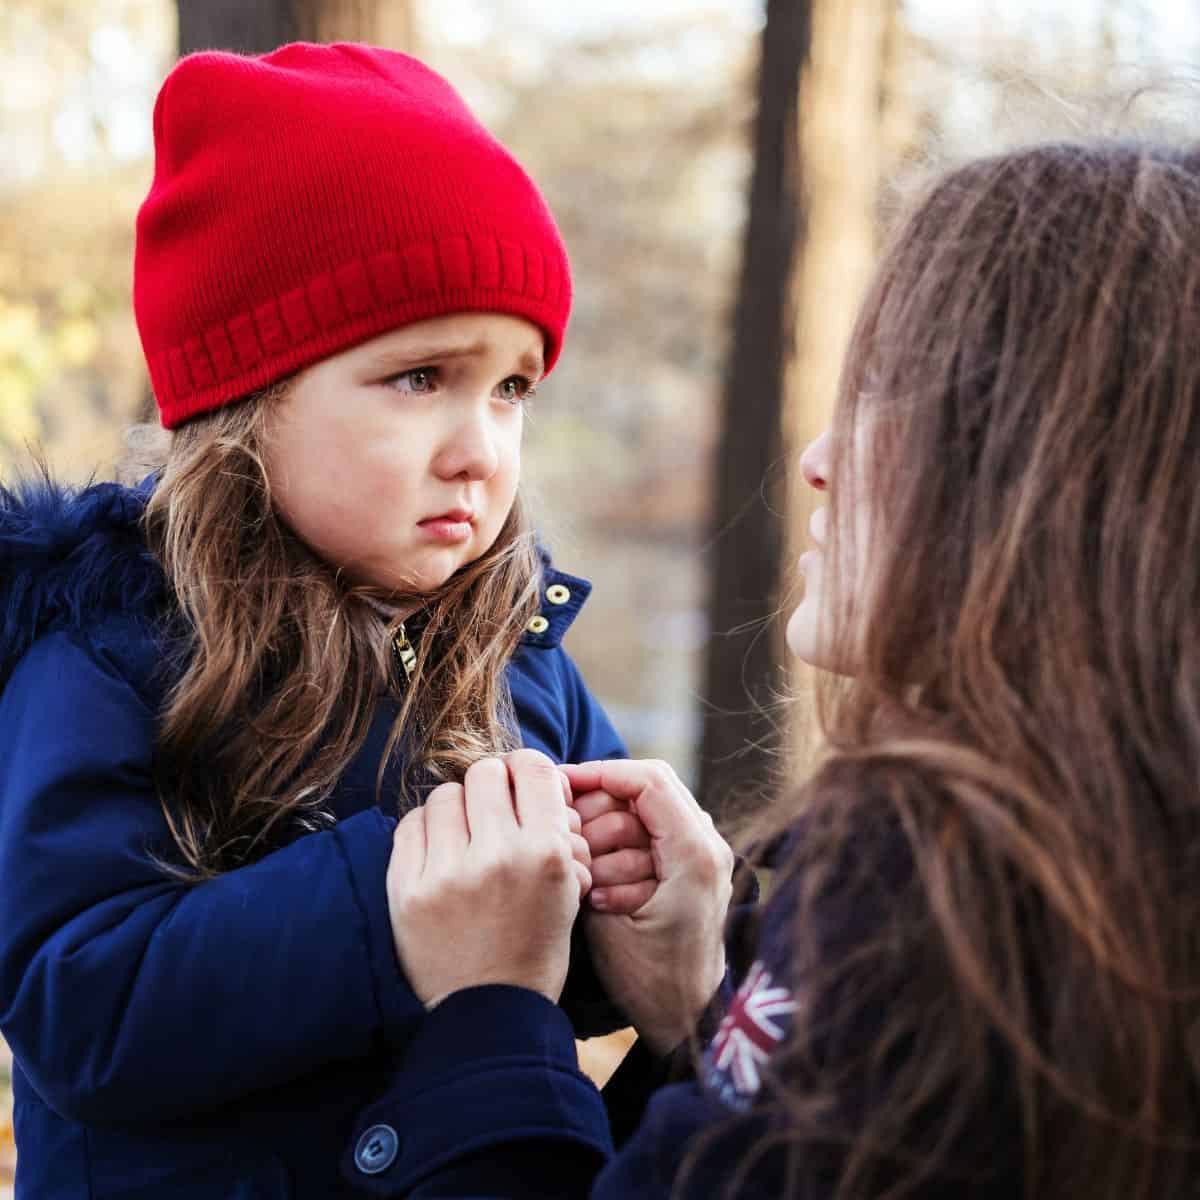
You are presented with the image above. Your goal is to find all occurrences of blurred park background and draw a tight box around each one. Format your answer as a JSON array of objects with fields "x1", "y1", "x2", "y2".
[{"x1": 2, "y1": 0, "x2": 1199, "y2": 1189}]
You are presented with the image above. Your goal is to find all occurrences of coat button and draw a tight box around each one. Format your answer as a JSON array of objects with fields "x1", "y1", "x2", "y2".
[
  {"x1": 355, "y1": 1124, "x2": 399, "y2": 1175},
  {"x1": 546, "y1": 583, "x2": 571, "y2": 605},
  {"x1": 527, "y1": 615, "x2": 550, "y2": 634}
]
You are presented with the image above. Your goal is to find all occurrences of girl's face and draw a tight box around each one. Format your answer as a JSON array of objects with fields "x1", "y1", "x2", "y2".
[
  {"x1": 786, "y1": 421, "x2": 877, "y2": 671},
  {"x1": 263, "y1": 312, "x2": 541, "y2": 593}
]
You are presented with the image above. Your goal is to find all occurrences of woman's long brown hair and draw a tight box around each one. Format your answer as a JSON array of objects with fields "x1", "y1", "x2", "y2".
[
  {"x1": 727, "y1": 142, "x2": 1200, "y2": 1197},
  {"x1": 138, "y1": 387, "x2": 541, "y2": 877}
]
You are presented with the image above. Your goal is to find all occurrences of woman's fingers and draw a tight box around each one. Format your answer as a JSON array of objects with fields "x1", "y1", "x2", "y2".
[
  {"x1": 565, "y1": 802, "x2": 582, "y2": 837},
  {"x1": 568, "y1": 831, "x2": 592, "y2": 872},
  {"x1": 390, "y1": 805, "x2": 428, "y2": 879},
  {"x1": 462, "y1": 757, "x2": 515, "y2": 842},
  {"x1": 422, "y1": 781, "x2": 469, "y2": 863},
  {"x1": 573, "y1": 858, "x2": 593, "y2": 900},
  {"x1": 590, "y1": 879, "x2": 657, "y2": 914},
  {"x1": 589, "y1": 847, "x2": 653, "y2": 888},
  {"x1": 507, "y1": 748, "x2": 571, "y2": 831}
]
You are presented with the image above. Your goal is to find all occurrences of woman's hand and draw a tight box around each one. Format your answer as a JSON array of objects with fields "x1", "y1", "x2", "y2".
[
  {"x1": 387, "y1": 749, "x2": 592, "y2": 1009},
  {"x1": 566, "y1": 759, "x2": 734, "y2": 1055}
]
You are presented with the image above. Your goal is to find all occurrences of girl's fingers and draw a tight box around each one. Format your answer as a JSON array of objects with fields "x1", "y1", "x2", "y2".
[
  {"x1": 562, "y1": 760, "x2": 675, "y2": 805},
  {"x1": 589, "y1": 879, "x2": 657, "y2": 914},
  {"x1": 571, "y1": 789, "x2": 628, "y2": 824},
  {"x1": 581, "y1": 809, "x2": 651, "y2": 855},
  {"x1": 571, "y1": 760, "x2": 701, "y2": 842},
  {"x1": 565, "y1": 758, "x2": 706, "y2": 827},
  {"x1": 589, "y1": 847, "x2": 654, "y2": 888}
]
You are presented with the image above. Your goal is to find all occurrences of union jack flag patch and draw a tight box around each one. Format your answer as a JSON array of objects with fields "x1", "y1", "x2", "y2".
[{"x1": 704, "y1": 960, "x2": 797, "y2": 1109}]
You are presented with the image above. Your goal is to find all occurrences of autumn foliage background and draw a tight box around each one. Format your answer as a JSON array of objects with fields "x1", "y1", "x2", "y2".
[{"x1": 2, "y1": 0, "x2": 1198, "y2": 1189}]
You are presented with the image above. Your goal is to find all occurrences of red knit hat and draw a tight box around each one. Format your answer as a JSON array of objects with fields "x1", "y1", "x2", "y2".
[{"x1": 134, "y1": 42, "x2": 572, "y2": 429}]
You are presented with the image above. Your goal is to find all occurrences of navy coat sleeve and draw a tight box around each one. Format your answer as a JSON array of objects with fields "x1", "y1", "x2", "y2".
[
  {"x1": 335, "y1": 818, "x2": 968, "y2": 1199},
  {"x1": 509, "y1": 642, "x2": 627, "y2": 765},
  {"x1": 0, "y1": 630, "x2": 423, "y2": 1125},
  {"x1": 340, "y1": 984, "x2": 758, "y2": 1200}
]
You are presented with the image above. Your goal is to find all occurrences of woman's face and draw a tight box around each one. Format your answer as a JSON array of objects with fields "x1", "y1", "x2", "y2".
[
  {"x1": 786, "y1": 420, "x2": 877, "y2": 671},
  {"x1": 262, "y1": 312, "x2": 542, "y2": 593}
]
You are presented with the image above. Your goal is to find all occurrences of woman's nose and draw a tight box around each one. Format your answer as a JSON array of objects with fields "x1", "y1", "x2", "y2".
[{"x1": 800, "y1": 430, "x2": 831, "y2": 491}]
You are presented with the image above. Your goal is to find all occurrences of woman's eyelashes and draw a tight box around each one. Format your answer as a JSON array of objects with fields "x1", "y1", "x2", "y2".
[{"x1": 382, "y1": 366, "x2": 537, "y2": 406}]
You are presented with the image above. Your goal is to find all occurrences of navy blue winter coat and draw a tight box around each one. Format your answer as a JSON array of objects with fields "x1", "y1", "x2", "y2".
[{"x1": 0, "y1": 478, "x2": 628, "y2": 1199}]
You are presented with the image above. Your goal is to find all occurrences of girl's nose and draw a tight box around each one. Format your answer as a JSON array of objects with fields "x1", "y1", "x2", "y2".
[
  {"x1": 800, "y1": 429, "x2": 831, "y2": 491},
  {"x1": 435, "y1": 412, "x2": 500, "y2": 482}
]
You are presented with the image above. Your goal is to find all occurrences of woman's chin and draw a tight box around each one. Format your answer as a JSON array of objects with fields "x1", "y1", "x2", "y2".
[
  {"x1": 785, "y1": 601, "x2": 827, "y2": 666},
  {"x1": 788, "y1": 597, "x2": 858, "y2": 674}
]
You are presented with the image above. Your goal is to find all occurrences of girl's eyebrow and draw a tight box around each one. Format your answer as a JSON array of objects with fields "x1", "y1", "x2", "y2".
[{"x1": 362, "y1": 341, "x2": 545, "y2": 379}]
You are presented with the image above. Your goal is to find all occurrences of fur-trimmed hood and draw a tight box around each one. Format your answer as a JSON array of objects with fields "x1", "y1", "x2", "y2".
[{"x1": 0, "y1": 475, "x2": 164, "y2": 689}]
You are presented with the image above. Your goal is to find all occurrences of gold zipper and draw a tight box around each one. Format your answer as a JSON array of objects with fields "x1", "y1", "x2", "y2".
[{"x1": 392, "y1": 622, "x2": 417, "y2": 683}]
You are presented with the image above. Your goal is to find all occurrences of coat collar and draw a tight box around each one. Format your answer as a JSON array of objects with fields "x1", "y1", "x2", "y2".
[{"x1": 520, "y1": 557, "x2": 592, "y2": 649}]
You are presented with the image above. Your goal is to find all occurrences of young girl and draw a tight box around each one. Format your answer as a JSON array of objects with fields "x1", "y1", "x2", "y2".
[
  {"x1": 0, "y1": 43, "x2": 653, "y2": 1199},
  {"x1": 338, "y1": 138, "x2": 1200, "y2": 1199}
]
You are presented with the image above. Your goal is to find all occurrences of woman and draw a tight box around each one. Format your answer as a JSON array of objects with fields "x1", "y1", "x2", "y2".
[{"x1": 340, "y1": 139, "x2": 1200, "y2": 1198}]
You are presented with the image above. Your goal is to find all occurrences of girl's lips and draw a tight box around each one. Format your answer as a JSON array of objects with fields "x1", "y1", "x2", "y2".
[{"x1": 418, "y1": 516, "x2": 474, "y2": 543}]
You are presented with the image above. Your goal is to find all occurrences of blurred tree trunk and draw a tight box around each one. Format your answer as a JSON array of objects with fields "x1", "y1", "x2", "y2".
[
  {"x1": 697, "y1": 0, "x2": 812, "y2": 818},
  {"x1": 783, "y1": 0, "x2": 910, "y2": 760},
  {"x1": 176, "y1": 0, "x2": 417, "y2": 54},
  {"x1": 177, "y1": 1, "x2": 301, "y2": 53}
]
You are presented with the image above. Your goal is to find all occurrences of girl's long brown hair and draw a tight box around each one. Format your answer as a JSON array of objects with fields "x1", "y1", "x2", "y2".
[
  {"x1": 731, "y1": 142, "x2": 1200, "y2": 1197},
  {"x1": 139, "y1": 386, "x2": 541, "y2": 877}
]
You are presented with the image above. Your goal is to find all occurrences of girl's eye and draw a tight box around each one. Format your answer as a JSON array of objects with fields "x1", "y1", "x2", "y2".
[
  {"x1": 386, "y1": 367, "x2": 438, "y2": 394},
  {"x1": 497, "y1": 375, "x2": 536, "y2": 406}
]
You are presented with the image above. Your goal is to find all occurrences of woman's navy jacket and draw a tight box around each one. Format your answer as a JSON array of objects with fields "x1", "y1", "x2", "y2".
[
  {"x1": 0, "y1": 478, "x2": 627, "y2": 1198},
  {"x1": 347, "y1": 828, "x2": 1025, "y2": 1198}
]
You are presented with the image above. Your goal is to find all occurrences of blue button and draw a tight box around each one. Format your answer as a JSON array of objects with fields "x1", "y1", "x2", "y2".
[{"x1": 355, "y1": 1124, "x2": 399, "y2": 1175}]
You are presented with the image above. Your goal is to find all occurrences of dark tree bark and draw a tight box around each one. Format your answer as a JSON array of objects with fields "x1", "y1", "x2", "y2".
[
  {"x1": 176, "y1": 0, "x2": 412, "y2": 55},
  {"x1": 176, "y1": 0, "x2": 303, "y2": 54},
  {"x1": 697, "y1": 0, "x2": 812, "y2": 817}
]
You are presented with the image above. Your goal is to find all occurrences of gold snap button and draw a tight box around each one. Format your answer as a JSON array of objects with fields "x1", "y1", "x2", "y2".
[
  {"x1": 526, "y1": 615, "x2": 550, "y2": 634},
  {"x1": 546, "y1": 584, "x2": 571, "y2": 606}
]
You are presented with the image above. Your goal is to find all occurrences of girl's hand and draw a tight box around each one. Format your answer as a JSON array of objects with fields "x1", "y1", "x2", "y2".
[
  {"x1": 563, "y1": 759, "x2": 734, "y2": 1055},
  {"x1": 387, "y1": 749, "x2": 591, "y2": 1009},
  {"x1": 572, "y1": 788, "x2": 658, "y2": 914}
]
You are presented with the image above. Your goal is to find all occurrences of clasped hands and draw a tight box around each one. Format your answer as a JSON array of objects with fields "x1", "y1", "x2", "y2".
[{"x1": 386, "y1": 749, "x2": 734, "y2": 1055}]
